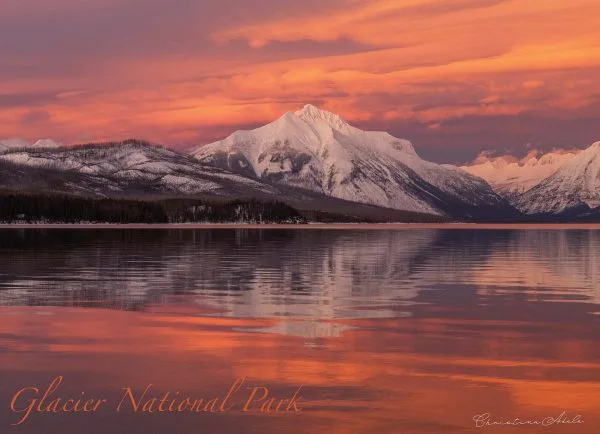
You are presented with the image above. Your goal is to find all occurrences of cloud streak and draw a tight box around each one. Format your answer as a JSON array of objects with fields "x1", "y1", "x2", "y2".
[{"x1": 1, "y1": 0, "x2": 599, "y2": 161}]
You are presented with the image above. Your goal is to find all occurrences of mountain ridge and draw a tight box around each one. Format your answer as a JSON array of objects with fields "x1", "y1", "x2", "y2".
[
  {"x1": 461, "y1": 148, "x2": 581, "y2": 198},
  {"x1": 192, "y1": 105, "x2": 517, "y2": 219},
  {"x1": 0, "y1": 139, "x2": 452, "y2": 222},
  {"x1": 0, "y1": 138, "x2": 62, "y2": 152},
  {"x1": 3, "y1": 106, "x2": 599, "y2": 221},
  {"x1": 515, "y1": 141, "x2": 600, "y2": 215}
]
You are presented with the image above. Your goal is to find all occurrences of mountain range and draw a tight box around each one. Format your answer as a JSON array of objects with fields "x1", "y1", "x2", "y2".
[
  {"x1": 462, "y1": 142, "x2": 600, "y2": 218},
  {"x1": 461, "y1": 149, "x2": 580, "y2": 199},
  {"x1": 2, "y1": 105, "x2": 599, "y2": 222},
  {"x1": 513, "y1": 142, "x2": 600, "y2": 215}
]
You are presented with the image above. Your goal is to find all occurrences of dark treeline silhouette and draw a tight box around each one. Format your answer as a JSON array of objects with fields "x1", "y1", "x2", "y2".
[
  {"x1": 0, "y1": 192, "x2": 168, "y2": 223},
  {"x1": 162, "y1": 198, "x2": 305, "y2": 223},
  {"x1": 0, "y1": 191, "x2": 306, "y2": 224}
]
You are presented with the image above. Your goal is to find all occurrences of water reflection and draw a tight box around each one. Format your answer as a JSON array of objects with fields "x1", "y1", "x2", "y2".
[
  {"x1": 0, "y1": 228, "x2": 599, "y2": 433},
  {"x1": 1, "y1": 229, "x2": 599, "y2": 328}
]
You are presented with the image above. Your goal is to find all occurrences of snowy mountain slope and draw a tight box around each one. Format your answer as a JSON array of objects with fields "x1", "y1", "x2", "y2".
[
  {"x1": 0, "y1": 139, "x2": 278, "y2": 197},
  {"x1": 515, "y1": 141, "x2": 600, "y2": 215},
  {"x1": 192, "y1": 105, "x2": 517, "y2": 219},
  {"x1": 0, "y1": 139, "x2": 452, "y2": 221},
  {"x1": 0, "y1": 138, "x2": 62, "y2": 153},
  {"x1": 0, "y1": 138, "x2": 32, "y2": 152},
  {"x1": 461, "y1": 149, "x2": 580, "y2": 198},
  {"x1": 32, "y1": 139, "x2": 63, "y2": 149}
]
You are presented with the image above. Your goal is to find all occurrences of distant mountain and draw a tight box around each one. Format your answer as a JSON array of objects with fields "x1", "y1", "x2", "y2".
[
  {"x1": 0, "y1": 138, "x2": 62, "y2": 152},
  {"x1": 461, "y1": 148, "x2": 580, "y2": 199},
  {"x1": 192, "y1": 104, "x2": 517, "y2": 220},
  {"x1": 515, "y1": 142, "x2": 600, "y2": 216},
  {"x1": 461, "y1": 142, "x2": 600, "y2": 219},
  {"x1": 0, "y1": 139, "x2": 277, "y2": 198},
  {"x1": 32, "y1": 139, "x2": 63, "y2": 149}
]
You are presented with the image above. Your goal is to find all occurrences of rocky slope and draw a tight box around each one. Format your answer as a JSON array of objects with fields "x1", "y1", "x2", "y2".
[{"x1": 192, "y1": 105, "x2": 517, "y2": 219}]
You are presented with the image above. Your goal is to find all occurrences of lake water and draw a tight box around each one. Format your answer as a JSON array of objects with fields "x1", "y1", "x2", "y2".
[{"x1": 0, "y1": 227, "x2": 599, "y2": 433}]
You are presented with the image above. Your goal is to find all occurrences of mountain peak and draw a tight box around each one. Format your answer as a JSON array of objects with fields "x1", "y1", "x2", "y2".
[
  {"x1": 574, "y1": 141, "x2": 600, "y2": 161},
  {"x1": 293, "y1": 104, "x2": 348, "y2": 129},
  {"x1": 32, "y1": 139, "x2": 62, "y2": 149},
  {"x1": 192, "y1": 106, "x2": 513, "y2": 218},
  {"x1": 462, "y1": 147, "x2": 581, "y2": 197},
  {"x1": 0, "y1": 138, "x2": 62, "y2": 150},
  {"x1": 587, "y1": 141, "x2": 600, "y2": 151},
  {"x1": 515, "y1": 140, "x2": 600, "y2": 214}
]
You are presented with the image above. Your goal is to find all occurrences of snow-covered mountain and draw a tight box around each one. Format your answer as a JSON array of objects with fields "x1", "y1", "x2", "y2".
[
  {"x1": 32, "y1": 139, "x2": 63, "y2": 149},
  {"x1": 192, "y1": 104, "x2": 516, "y2": 219},
  {"x1": 461, "y1": 149, "x2": 580, "y2": 198},
  {"x1": 0, "y1": 138, "x2": 62, "y2": 153},
  {"x1": 515, "y1": 141, "x2": 600, "y2": 215},
  {"x1": 0, "y1": 139, "x2": 277, "y2": 197}
]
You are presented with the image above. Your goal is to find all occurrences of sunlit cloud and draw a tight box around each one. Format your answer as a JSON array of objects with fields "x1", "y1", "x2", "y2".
[{"x1": 1, "y1": 0, "x2": 599, "y2": 160}]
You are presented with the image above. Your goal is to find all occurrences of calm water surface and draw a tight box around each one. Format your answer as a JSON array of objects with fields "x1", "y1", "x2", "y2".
[{"x1": 0, "y1": 227, "x2": 599, "y2": 433}]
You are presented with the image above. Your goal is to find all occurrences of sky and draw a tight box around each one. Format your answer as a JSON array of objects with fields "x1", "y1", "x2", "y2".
[{"x1": 1, "y1": 0, "x2": 600, "y2": 162}]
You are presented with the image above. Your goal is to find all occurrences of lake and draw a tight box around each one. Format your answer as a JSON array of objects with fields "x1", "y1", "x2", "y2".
[{"x1": 0, "y1": 226, "x2": 599, "y2": 433}]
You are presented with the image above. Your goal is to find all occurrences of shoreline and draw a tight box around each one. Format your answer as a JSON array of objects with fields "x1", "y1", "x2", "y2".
[{"x1": 1, "y1": 223, "x2": 600, "y2": 229}]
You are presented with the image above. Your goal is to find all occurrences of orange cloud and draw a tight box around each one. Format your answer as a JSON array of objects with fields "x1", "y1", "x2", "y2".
[{"x1": 1, "y1": 0, "x2": 600, "y2": 155}]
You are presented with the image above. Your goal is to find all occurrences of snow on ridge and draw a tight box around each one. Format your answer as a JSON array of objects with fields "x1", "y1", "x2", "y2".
[
  {"x1": 0, "y1": 138, "x2": 62, "y2": 152},
  {"x1": 0, "y1": 139, "x2": 278, "y2": 198},
  {"x1": 32, "y1": 139, "x2": 62, "y2": 148},
  {"x1": 462, "y1": 147, "x2": 581, "y2": 197},
  {"x1": 514, "y1": 140, "x2": 600, "y2": 214},
  {"x1": 192, "y1": 104, "x2": 510, "y2": 216},
  {"x1": 294, "y1": 104, "x2": 348, "y2": 130}
]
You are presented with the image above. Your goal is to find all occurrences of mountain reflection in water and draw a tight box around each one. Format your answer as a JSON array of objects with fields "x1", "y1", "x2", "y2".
[{"x1": 0, "y1": 228, "x2": 599, "y2": 433}]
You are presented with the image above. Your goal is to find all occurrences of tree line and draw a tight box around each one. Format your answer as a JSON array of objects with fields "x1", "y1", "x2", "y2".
[{"x1": 0, "y1": 191, "x2": 306, "y2": 224}]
